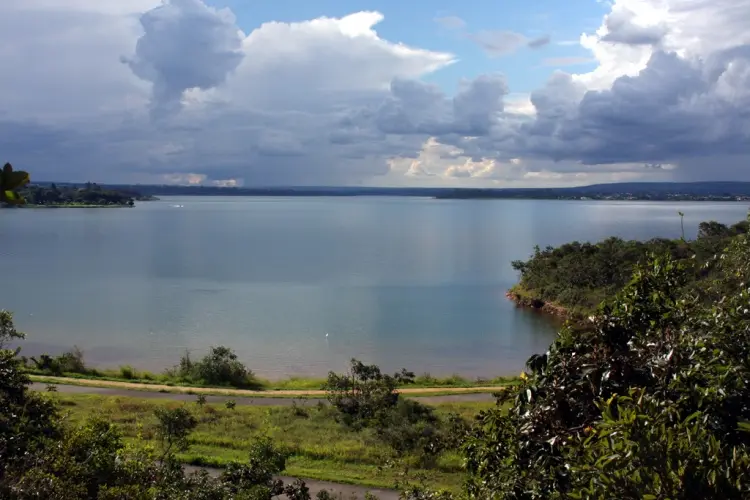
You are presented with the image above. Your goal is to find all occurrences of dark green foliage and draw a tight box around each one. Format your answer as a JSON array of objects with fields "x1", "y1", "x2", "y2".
[
  {"x1": 19, "y1": 182, "x2": 136, "y2": 207},
  {"x1": 509, "y1": 217, "x2": 749, "y2": 315},
  {"x1": 324, "y1": 358, "x2": 415, "y2": 428},
  {"x1": 30, "y1": 346, "x2": 87, "y2": 375},
  {"x1": 173, "y1": 346, "x2": 261, "y2": 388},
  {"x1": 0, "y1": 163, "x2": 30, "y2": 205},
  {"x1": 218, "y1": 436, "x2": 289, "y2": 498},
  {"x1": 463, "y1": 217, "x2": 750, "y2": 498},
  {"x1": 0, "y1": 309, "x2": 25, "y2": 347},
  {"x1": 0, "y1": 312, "x2": 61, "y2": 495},
  {"x1": 154, "y1": 406, "x2": 198, "y2": 456}
]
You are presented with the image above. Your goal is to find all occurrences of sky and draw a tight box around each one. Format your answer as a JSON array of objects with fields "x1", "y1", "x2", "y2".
[{"x1": 0, "y1": 0, "x2": 749, "y2": 188}]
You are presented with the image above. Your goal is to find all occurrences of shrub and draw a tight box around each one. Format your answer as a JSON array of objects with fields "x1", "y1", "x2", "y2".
[
  {"x1": 30, "y1": 346, "x2": 87, "y2": 376},
  {"x1": 172, "y1": 346, "x2": 260, "y2": 388},
  {"x1": 324, "y1": 358, "x2": 414, "y2": 428},
  {"x1": 119, "y1": 365, "x2": 136, "y2": 380},
  {"x1": 324, "y1": 360, "x2": 462, "y2": 462},
  {"x1": 153, "y1": 406, "x2": 198, "y2": 456}
]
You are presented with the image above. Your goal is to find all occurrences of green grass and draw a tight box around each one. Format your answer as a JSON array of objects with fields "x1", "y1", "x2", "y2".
[
  {"x1": 48, "y1": 393, "x2": 499, "y2": 491},
  {"x1": 26, "y1": 367, "x2": 519, "y2": 392}
]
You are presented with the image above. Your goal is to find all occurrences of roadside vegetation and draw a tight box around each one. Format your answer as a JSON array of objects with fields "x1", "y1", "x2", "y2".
[
  {"x1": 21, "y1": 347, "x2": 517, "y2": 392},
  {"x1": 508, "y1": 216, "x2": 749, "y2": 317}
]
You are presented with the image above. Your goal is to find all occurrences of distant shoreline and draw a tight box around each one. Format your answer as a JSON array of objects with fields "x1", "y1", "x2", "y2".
[{"x1": 27, "y1": 180, "x2": 750, "y2": 202}]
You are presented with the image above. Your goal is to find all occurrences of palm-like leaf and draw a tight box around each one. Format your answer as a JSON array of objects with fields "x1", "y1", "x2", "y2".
[{"x1": 0, "y1": 163, "x2": 31, "y2": 205}]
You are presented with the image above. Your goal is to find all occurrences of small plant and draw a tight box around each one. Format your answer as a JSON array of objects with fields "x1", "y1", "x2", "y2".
[
  {"x1": 195, "y1": 394, "x2": 207, "y2": 406},
  {"x1": 119, "y1": 365, "x2": 136, "y2": 380},
  {"x1": 225, "y1": 399, "x2": 236, "y2": 410},
  {"x1": 291, "y1": 400, "x2": 309, "y2": 418},
  {"x1": 45, "y1": 384, "x2": 57, "y2": 392},
  {"x1": 153, "y1": 406, "x2": 198, "y2": 458}
]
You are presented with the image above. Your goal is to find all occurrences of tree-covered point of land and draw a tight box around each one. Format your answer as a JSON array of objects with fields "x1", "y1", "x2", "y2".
[
  {"x1": 19, "y1": 182, "x2": 136, "y2": 207},
  {"x1": 508, "y1": 216, "x2": 750, "y2": 316}
]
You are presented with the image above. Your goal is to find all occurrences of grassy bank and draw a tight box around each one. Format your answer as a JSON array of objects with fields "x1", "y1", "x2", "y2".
[
  {"x1": 22, "y1": 347, "x2": 519, "y2": 393},
  {"x1": 47, "y1": 393, "x2": 498, "y2": 491}
]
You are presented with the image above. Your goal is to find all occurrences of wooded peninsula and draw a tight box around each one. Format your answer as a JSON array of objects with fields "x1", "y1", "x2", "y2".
[{"x1": 508, "y1": 216, "x2": 750, "y2": 318}]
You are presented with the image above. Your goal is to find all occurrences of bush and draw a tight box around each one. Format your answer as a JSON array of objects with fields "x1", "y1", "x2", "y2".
[
  {"x1": 172, "y1": 346, "x2": 260, "y2": 389},
  {"x1": 29, "y1": 346, "x2": 87, "y2": 376},
  {"x1": 324, "y1": 360, "x2": 465, "y2": 462},
  {"x1": 119, "y1": 365, "x2": 136, "y2": 380},
  {"x1": 324, "y1": 358, "x2": 414, "y2": 428},
  {"x1": 153, "y1": 406, "x2": 198, "y2": 456}
]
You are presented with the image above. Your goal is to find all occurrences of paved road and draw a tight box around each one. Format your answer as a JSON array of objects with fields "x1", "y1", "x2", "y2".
[
  {"x1": 184, "y1": 465, "x2": 400, "y2": 500},
  {"x1": 31, "y1": 382, "x2": 496, "y2": 406}
]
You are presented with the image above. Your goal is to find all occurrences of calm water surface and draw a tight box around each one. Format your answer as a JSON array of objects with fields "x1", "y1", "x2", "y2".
[{"x1": 1, "y1": 197, "x2": 747, "y2": 378}]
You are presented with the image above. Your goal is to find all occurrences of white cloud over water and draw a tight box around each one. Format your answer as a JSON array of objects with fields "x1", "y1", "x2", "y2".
[{"x1": 0, "y1": 0, "x2": 749, "y2": 186}]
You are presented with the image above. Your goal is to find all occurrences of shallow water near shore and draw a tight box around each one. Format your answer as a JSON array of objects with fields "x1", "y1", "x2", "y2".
[{"x1": 2, "y1": 196, "x2": 747, "y2": 378}]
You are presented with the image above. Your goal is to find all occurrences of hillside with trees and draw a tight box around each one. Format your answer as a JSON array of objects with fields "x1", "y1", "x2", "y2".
[{"x1": 508, "y1": 216, "x2": 750, "y2": 317}]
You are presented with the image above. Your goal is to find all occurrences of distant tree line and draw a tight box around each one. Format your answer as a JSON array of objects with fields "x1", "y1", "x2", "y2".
[{"x1": 19, "y1": 182, "x2": 136, "y2": 207}]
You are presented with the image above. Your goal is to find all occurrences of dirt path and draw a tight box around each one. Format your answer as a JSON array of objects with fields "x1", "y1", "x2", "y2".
[
  {"x1": 183, "y1": 465, "x2": 400, "y2": 500},
  {"x1": 30, "y1": 375, "x2": 506, "y2": 398},
  {"x1": 31, "y1": 382, "x2": 496, "y2": 405}
]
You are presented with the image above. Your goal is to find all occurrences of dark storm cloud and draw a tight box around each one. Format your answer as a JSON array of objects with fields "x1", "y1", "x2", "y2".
[
  {"x1": 121, "y1": 0, "x2": 245, "y2": 118},
  {"x1": 375, "y1": 75, "x2": 507, "y2": 136}
]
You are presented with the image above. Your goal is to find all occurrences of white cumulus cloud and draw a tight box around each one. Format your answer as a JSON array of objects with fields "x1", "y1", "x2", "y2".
[{"x1": 0, "y1": 0, "x2": 748, "y2": 186}]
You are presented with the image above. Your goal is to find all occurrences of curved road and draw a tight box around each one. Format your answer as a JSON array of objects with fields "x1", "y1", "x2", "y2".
[{"x1": 31, "y1": 382, "x2": 496, "y2": 405}]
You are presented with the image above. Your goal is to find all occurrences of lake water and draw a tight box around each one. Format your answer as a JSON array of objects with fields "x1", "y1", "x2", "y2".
[{"x1": 1, "y1": 197, "x2": 747, "y2": 379}]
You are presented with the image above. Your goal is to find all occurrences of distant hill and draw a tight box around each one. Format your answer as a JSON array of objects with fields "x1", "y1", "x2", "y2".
[{"x1": 30, "y1": 181, "x2": 750, "y2": 201}]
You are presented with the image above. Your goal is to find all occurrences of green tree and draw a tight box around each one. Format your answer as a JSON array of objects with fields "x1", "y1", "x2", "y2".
[
  {"x1": 0, "y1": 163, "x2": 30, "y2": 205},
  {"x1": 153, "y1": 407, "x2": 198, "y2": 458},
  {"x1": 324, "y1": 358, "x2": 415, "y2": 427}
]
